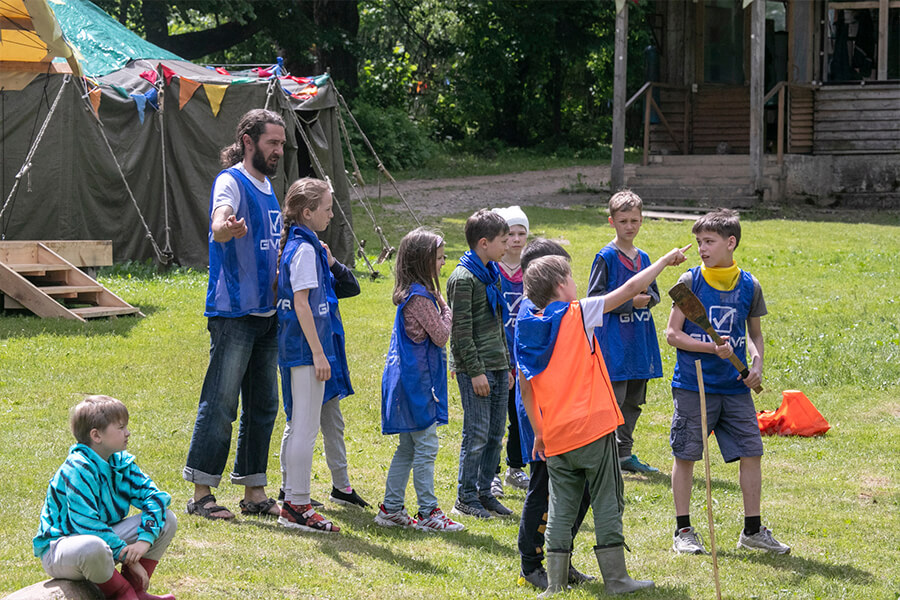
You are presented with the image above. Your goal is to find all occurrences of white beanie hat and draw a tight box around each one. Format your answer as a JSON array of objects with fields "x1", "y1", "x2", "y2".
[{"x1": 492, "y1": 205, "x2": 529, "y2": 234}]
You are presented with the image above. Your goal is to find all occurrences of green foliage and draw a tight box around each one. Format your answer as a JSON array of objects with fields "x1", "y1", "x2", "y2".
[
  {"x1": 345, "y1": 101, "x2": 437, "y2": 172},
  {"x1": 1, "y1": 207, "x2": 899, "y2": 599}
]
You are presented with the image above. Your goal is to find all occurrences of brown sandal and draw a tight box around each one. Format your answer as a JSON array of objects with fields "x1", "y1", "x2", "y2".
[
  {"x1": 186, "y1": 494, "x2": 235, "y2": 520},
  {"x1": 239, "y1": 497, "x2": 279, "y2": 516}
]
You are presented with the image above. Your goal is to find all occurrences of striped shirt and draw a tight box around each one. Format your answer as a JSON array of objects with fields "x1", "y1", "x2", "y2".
[{"x1": 33, "y1": 444, "x2": 171, "y2": 560}]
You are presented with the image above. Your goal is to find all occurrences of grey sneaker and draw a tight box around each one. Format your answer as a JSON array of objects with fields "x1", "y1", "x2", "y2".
[
  {"x1": 505, "y1": 467, "x2": 530, "y2": 490},
  {"x1": 737, "y1": 526, "x2": 791, "y2": 554},
  {"x1": 518, "y1": 566, "x2": 548, "y2": 590},
  {"x1": 479, "y1": 494, "x2": 513, "y2": 516},
  {"x1": 673, "y1": 526, "x2": 710, "y2": 555},
  {"x1": 451, "y1": 499, "x2": 492, "y2": 519},
  {"x1": 491, "y1": 474, "x2": 504, "y2": 498}
]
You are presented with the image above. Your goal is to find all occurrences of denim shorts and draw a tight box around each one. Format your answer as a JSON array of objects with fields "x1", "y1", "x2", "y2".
[{"x1": 670, "y1": 387, "x2": 763, "y2": 463}]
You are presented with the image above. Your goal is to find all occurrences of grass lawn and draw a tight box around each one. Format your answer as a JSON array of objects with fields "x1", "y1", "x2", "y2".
[{"x1": 1, "y1": 205, "x2": 898, "y2": 600}]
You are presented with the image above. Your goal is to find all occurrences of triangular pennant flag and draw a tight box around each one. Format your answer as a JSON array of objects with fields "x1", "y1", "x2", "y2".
[
  {"x1": 161, "y1": 64, "x2": 176, "y2": 86},
  {"x1": 203, "y1": 83, "x2": 228, "y2": 117},
  {"x1": 88, "y1": 87, "x2": 101, "y2": 117},
  {"x1": 131, "y1": 93, "x2": 148, "y2": 124},
  {"x1": 111, "y1": 84, "x2": 130, "y2": 99},
  {"x1": 179, "y1": 77, "x2": 201, "y2": 110},
  {"x1": 139, "y1": 69, "x2": 158, "y2": 85},
  {"x1": 615, "y1": 0, "x2": 626, "y2": 14},
  {"x1": 144, "y1": 87, "x2": 159, "y2": 111}
]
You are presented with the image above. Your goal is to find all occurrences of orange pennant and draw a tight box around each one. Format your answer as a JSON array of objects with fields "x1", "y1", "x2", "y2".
[
  {"x1": 203, "y1": 83, "x2": 228, "y2": 117},
  {"x1": 88, "y1": 87, "x2": 102, "y2": 117},
  {"x1": 178, "y1": 77, "x2": 201, "y2": 110}
]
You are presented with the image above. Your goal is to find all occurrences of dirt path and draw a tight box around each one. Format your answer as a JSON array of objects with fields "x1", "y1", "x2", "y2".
[{"x1": 363, "y1": 164, "x2": 637, "y2": 217}]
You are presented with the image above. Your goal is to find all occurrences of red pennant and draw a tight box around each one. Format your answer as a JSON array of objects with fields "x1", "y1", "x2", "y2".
[
  {"x1": 139, "y1": 70, "x2": 158, "y2": 84},
  {"x1": 161, "y1": 65, "x2": 177, "y2": 86}
]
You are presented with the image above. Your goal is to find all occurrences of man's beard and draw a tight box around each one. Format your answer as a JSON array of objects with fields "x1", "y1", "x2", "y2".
[{"x1": 251, "y1": 142, "x2": 279, "y2": 177}]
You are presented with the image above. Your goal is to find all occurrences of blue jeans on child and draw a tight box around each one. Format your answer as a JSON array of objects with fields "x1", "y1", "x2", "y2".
[
  {"x1": 383, "y1": 423, "x2": 439, "y2": 515},
  {"x1": 456, "y1": 370, "x2": 508, "y2": 505},
  {"x1": 183, "y1": 315, "x2": 279, "y2": 488}
]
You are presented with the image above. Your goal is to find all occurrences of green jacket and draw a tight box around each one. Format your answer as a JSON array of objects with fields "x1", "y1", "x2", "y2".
[{"x1": 447, "y1": 265, "x2": 510, "y2": 376}]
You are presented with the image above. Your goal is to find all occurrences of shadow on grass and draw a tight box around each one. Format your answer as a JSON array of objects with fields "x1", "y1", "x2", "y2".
[
  {"x1": 579, "y1": 580, "x2": 693, "y2": 599},
  {"x1": 722, "y1": 550, "x2": 875, "y2": 585},
  {"x1": 0, "y1": 306, "x2": 157, "y2": 338},
  {"x1": 238, "y1": 516, "x2": 451, "y2": 576},
  {"x1": 622, "y1": 470, "x2": 741, "y2": 494}
]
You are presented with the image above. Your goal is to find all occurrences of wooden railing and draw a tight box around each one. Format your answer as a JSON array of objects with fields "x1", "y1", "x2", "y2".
[
  {"x1": 764, "y1": 81, "x2": 819, "y2": 165},
  {"x1": 626, "y1": 82, "x2": 690, "y2": 166}
]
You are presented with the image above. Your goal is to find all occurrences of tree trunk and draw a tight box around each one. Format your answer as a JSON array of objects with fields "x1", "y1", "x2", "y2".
[{"x1": 312, "y1": 0, "x2": 360, "y2": 95}]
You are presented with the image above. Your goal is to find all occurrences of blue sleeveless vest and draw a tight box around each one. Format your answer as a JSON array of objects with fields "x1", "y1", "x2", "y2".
[
  {"x1": 592, "y1": 244, "x2": 662, "y2": 381},
  {"x1": 205, "y1": 167, "x2": 281, "y2": 317},
  {"x1": 500, "y1": 270, "x2": 524, "y2": 358},
  {"x1": 381, "y1": 284, "x2": 449, "y2": 434},
  {"x1": 672, "y1": 266, "x2": 755, "y2": 394},
  {"x1": 277, "y1": 225, "x2": 352, "y2": 419}
]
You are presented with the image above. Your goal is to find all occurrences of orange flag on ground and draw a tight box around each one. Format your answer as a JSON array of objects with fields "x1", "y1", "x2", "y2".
[
  {"x1": 203, "y1": 83, "x2": 228, "y2": 117},
  {"x1": 88, "y1": 87, "x2": 102, "y2": 116},
  {"x1": 757, "y1": 390, "x2": 830, "y2": 437},
  {"x1": 178, "y1": 77, "x2": 201, "y2": 110}
]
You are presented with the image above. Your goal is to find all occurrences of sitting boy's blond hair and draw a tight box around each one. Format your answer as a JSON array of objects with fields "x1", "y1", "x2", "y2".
[
  {"x1": 608, "y1": 189, "x2": 643, "y2": 216},
  {"x1": 70, "y1": 395, "x2": 129, "y2": 445},
  {"x1": 523, "y1": 256, "x2": 572, "y2": 310}
]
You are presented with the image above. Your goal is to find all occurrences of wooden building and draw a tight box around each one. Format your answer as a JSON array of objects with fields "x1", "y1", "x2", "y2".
[{"x1": 611, "y1": 0, "x2": 900, "y2": 208}]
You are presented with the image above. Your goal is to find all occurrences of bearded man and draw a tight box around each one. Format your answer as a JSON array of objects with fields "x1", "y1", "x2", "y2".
[{"x1": 183, "y1": 109, "x2": 287, "y2": 520}]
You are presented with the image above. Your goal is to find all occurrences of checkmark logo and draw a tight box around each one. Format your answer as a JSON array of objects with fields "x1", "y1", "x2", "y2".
[{"x1": 709, "y1": 306, "x2": 735, "y2": 334}]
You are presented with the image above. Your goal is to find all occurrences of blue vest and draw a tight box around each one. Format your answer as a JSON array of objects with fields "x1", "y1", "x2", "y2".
[
  {"x1": 673, "y1": 266, "x2": 755, "y2": 394},
  {"x1": 592, "y1": 244, "x2": 662, "y2": 381},
  {"x1": 277, "y1": 225, "x2": 352, "y2": 419},
  {"x1": 381, "y1": 284, "x2": 449, "y2": 434},
  {"x1": 205, "y1": 167, "x2": 281, "y2": 317},
  {"x1": 500, "y1": 270, "x2": 524, "y2": 358},
  {"x1": 513, "y1": 298, "x2": 538, "y2": 463}
]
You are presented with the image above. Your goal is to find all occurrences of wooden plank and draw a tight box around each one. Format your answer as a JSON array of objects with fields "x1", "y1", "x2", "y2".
[
  {"x1": 814, "y1": 140, "x2": 900, "y2": 151},
  {"x1": 815, "y1": 109, "x2": 900, "y2": 120},
  {"x1": 815, "y1": 99, "x2": 900, "y2": 111},
  {"x1": 816, "y1": 120, "x2": 900, "y2": 131},
  {"x1": 0, "y1": 61, "x2": 72, "y2": 74},
  {"x1": 8, "y1": 263, "x2": 71, "y2": 274},
  {"x1": 879, "y1": 0, "x2": 889, "y2": 80},
  {"x1": 642, "y1": 210, "x2": 702, "y2": 221},
  {"x1": 0, "y1": 241, "x2": 112, "y2": 267},
  {"x1": 816, "y1": 88, "x2": 900, "y2": 101},
  {"x1": 36, "y1": 244, "x2": 139, "y2": 313},
  {"x1": 70, "y1": 306, "x2": 143, "y2": 319},
  {"x1": 38, "y1": 285, "x2": 104, "y2": 296},
  {"x1": 814, "y1": 130, "x2": 900, "y2": 140}
]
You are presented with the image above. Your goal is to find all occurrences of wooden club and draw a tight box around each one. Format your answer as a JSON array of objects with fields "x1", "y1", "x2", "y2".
[{"x1": 668, "y1": 282, "x2": 763, "y2": 394}]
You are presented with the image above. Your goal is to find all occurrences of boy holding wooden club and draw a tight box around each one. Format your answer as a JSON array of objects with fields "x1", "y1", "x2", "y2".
[{"x1": 665, "y1": 208, "x2": 790, "y2": 556}]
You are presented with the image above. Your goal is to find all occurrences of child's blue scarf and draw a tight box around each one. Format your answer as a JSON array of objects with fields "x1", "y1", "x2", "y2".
[
  {"x1": 458, "y1": 250, "x2": 502, "y2": 316},
  {"x1": 515, "y1": 299, "x2": 570, "y2": 379}
]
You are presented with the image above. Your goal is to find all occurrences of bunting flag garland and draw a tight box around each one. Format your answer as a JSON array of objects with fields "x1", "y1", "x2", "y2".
[
  {"x1": 88, "y1": 87, "x2": 102, "y2": 117},
  {"x1": 139, "y1": 69, "x2": 158, "y2": 85},
  {"x1": 203, "y1": 83, "x2": 228, "y2": 117},
  {"x1": 111, "y1": 84, "x2": 130, "y2": 99},
  {"x1": 131, "y1": 92, "x2": 148, "y2": 124},
  {"x1": 178, "y1": 77, "x2": 201, "y2": 110},
  {"x1": 144, "y1": 87, "x2": 159, "y2": 111}
]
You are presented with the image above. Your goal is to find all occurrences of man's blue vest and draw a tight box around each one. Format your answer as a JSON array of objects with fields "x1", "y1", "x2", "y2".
[
  {"x1": 380, "y1": 284, "x2": 449, "y2": 434},
  {"x1": 673, "y1": 266, "x2": 756, "y2": 394},
  {"x1": 592, "y1": 244, "x2": 662, "y2": 381},
  {"x1": 277, "y1": 225, "x2": 352, "y2": 419},
  {"x1": 205, "y1": 167, "x2": 281, "y2": 317}
]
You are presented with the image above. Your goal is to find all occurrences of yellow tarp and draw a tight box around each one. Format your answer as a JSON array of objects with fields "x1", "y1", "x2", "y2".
[{"x1": 0, "y1": 0, "x2": 82, "y2": 89}]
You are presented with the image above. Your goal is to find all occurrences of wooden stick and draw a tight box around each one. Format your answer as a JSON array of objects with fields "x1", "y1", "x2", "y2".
[{"x1": 696, "y1": 359, "x2": 722, "y2": 600}]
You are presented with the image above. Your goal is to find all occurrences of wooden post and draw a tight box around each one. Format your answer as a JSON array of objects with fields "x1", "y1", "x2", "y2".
[
  {"x1": 611, "y1": 3, "x2": 629, "y2": 192},
  {"x1": 878, "y1": 0, "x2": 888, "y2": 81},
  {"x1": 749, "y1": 0, "x2": 765, "y2": 194},
  {"x1": 643, "y1": 87, "x2": 651, "y2": 166},
  {"x1": 777, "y1": 85, "x2": 785, "y2": 165}
]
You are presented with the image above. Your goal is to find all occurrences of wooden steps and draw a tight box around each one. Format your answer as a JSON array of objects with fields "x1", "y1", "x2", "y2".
[{"x1": 0, "y1": 241, "x2": 142, "y2": 322}]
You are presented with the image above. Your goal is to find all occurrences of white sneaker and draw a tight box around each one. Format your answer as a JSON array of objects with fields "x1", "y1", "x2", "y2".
[
  {"x1": 374, "y1": 504, "x2": 417, "y2": 528},
  {"x1": 505, "y1": 467, "x2": 530, "y2": 490},
  {"x1": 737, "y1": 526, "x2": 791, "y2": 554},
  {"x1": 673, "y1": 526, "x2": 709, "y2": 555},
  {"x1": 415, "y1": 507, "x2": 465, "y2": 532},
  {"x1": 491, "y1": 475, "x2": 504, "y2": 498}
]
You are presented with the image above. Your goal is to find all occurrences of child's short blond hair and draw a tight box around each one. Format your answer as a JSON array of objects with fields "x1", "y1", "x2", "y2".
[
  {"x1": 70, "y1": 395, "x2": 129, "y2": 445},
  {"x1": 608, "y1": 189, "x2": 643, "y2": 216},
  {"x1": 523, "y1": 255, "x2": 572, "y2": 310}
]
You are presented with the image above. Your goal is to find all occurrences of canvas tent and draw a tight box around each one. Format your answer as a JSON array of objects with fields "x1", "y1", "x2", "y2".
[{"x1": 0, "y1": 0, "x2": 355, "y2": 267}]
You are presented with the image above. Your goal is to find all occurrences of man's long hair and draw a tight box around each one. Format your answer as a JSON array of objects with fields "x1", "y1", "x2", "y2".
[{"x1": 220, "y1": 109, "x2": 286, "y2": 168}]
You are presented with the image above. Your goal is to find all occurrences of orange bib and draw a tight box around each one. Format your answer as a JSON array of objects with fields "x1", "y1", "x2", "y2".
[{"x1": 530, "y1": 302, "x2": 623, "y2": 456}]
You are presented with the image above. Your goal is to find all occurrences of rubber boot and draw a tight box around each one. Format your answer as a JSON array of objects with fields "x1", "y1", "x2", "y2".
[
  {"x1": 122, "y1": 558, "x2": 175, "y2": 600},
  {"x1": 567, "y1": 562, "x2": 596, "y2": 586},
  {"x1": 96, "y1": 571, "x2": 139, "y2": 600},
  {"x1": 538, "y1": 551, "x2": 570, "y2": 598},
  {"x1": 594, "y1": 545, "x2": 654, "y2": 595}
]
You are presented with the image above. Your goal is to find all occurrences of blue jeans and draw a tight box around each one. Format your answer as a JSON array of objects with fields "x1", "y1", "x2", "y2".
[
  {"x1": 383, "y1": 423, "x2": 439, "y2": 515},
  {"x1": 456, "y1": 370, "x2": 508, "y2": 504},
  {"x1": 183, "y1": 315, "x2": 279, "y2": 488}
]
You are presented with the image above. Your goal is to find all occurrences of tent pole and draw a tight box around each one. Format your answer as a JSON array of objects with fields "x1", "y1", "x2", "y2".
[{"x1": 157, "y1": 65, "x2": 172, "y2": 255}]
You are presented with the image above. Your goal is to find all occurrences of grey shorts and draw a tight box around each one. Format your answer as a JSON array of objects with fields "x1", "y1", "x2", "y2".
[{"x1": 670, "y1": 388, "x2": 763, "y2": 463}]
